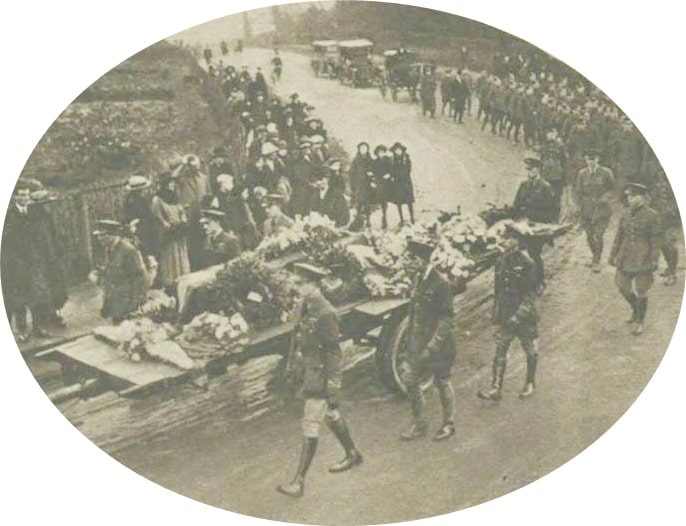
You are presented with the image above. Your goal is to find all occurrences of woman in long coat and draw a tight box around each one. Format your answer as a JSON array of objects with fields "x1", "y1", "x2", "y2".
[
  {"x1": 390, "y1": 142, "x2": 415, "y2": 225},
  {"x1": 372, "y1": 145, "x2": 393, "y2": 229},
  {"x1": 319, "y1": 159, "x2": 350, "y2": 227},
  {"x1": 151, "y1": 172, "x2": 191, "y2": 286},
  {"x1": 349, "y1": 142, "x2": 374, "y2": 230}
]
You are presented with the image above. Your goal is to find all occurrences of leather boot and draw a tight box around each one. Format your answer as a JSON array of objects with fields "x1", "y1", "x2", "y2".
[
  {"x1": 276, "y1": 437, "x2": 318, "y2": 498},
  {"x1": 621, "y1": 292, "x2": 639, "y2": 323},
  {"x1": 632, "y1": 297, "x2": 647, "y2": 336},
  {"x1": 327, "y1": 418, "x2": 363, "y2": 473},
  {"x1": 478, "y1": 360, "x2": 505, "y2": 401},
  {"x1": 519, "y1": 354, "x2": 538, "y2": 399}
]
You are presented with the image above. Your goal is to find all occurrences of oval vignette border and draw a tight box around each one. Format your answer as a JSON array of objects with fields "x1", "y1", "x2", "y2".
[{"x1": 0, "y1": 1, "x2": 684, "y2": 526}]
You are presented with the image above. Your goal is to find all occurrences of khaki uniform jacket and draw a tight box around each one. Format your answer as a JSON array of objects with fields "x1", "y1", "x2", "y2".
[{"x1": 610, "y1": 204, "x2": 662, "y2": 274}]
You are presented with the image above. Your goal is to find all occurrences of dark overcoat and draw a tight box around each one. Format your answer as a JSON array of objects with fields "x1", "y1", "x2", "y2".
[
  {"x1": 101, "y1": 238, "x2": 149, "y2": 322},
  {"x1": 390, "y1": 153, "x2": 414, "y2": 205}
]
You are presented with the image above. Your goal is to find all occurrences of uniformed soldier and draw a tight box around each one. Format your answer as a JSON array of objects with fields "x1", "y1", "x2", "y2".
[
  {"x1": 512, "y1": 158, "x2": 557, "y2": 293},
  {"x1": 574, "y1": 149, "x2": 615, "y2": 272},
  {"x1": 478, "y1": 223, "x2": 540, "y2": 401},
  {"x1": 400, "y1": 240, "x2": 464, "y2": 442},
  {"x1": 609, "y1": 183, "x2": 663, "y2": 336},
  {"x1": 277, "y1": 263, "x2": 363, "y2": 498}
]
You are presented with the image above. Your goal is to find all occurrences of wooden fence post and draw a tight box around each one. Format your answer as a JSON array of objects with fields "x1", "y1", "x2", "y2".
[{"x1": 77, "y1": 194, "x2": 93, "y2": 268}]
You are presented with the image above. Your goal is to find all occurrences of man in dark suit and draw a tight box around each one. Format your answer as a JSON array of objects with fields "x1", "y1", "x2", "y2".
[
  {"x1": 575, "y1": 149, "x2": 615, "y2": 272},
  {"x1": 277, "y1": 263, "x2": 363, "y2": 498},
  {"x1": 400, "y1": 240, "x2": 464, "y2": 442},
  {"x1": 478, "y1": 223, "x2": 541, "y2": 401},
  {"x1": 609, "y1": 183, "x2": 663, "y2": 336}
]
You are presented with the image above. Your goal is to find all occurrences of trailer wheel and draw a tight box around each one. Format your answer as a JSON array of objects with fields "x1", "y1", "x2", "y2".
[{"x1": 376, "y1": 315, "x2": 433, "y2": 393}]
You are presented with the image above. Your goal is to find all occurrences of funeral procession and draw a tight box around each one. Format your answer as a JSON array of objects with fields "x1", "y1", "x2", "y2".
[{"x1": 1, "y1": 3, "x2": 682, "y2": 525}]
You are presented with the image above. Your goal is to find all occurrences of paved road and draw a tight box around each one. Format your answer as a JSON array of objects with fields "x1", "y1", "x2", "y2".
[{"x1": 59, "y1": 47, "x2": 684, "y2": 525}]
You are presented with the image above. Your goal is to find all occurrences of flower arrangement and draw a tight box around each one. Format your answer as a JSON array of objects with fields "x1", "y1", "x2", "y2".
[
  {"x1": 204, "y1": 253, "x2": 298, "y2": 330},
  {"x1": 134, "y1": 289, "x2": 178, "y2": 324},
  {"x1": 93, "y1": 318, "x2": 194, "y2": 369},
  {"x1": 259, "y1": 212, "x2": 341, "y2": 260},
  {"x1": 178, "y1": 312, "x2": 250, "y2": 358}
]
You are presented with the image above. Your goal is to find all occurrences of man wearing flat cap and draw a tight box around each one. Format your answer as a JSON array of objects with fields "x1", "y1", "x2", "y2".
[
  {"x1": 513, "y1": 157, "x2": 556, "y2": 292},
  {"x1": 609, "y1": 183, "x2": 663, "y2": 336},
  {"x1": 400, "y1": 239, "x2": 464, "y2": 441},
  {"x1": 478, "y1": 222, "x2": 541, "y2": 401},
  {"x1": 277, "y1": 263, "x2": 363, "y2": 498},
  {"x1": 91, "y1": 220, "x2": 154, "y2": 323},
  {"x1": 575, "y1": 149, "x2": 615, "y2": 272}
]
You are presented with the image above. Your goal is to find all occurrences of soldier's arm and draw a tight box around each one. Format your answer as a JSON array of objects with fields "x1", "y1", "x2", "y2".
[
  {"x1": 649, "y1": 212, "x2": 665, "y2": 270},
  {"x1": 609, "y1": 214, "x2": 625, "y2": 266},
  {"x1": 421, "y1": 278, "x2": 455, "y2": 357},
  {"x1": 511, "y1": 262, "x2": 538, "y2": 325},
  {"x1": 320, "y1": 314, "x2": 343, "y2": 395}
]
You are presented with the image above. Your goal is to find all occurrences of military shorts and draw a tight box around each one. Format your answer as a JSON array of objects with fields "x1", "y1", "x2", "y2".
[{"x1": 301, "y1": 398, "x2": 340, "y2": 438}]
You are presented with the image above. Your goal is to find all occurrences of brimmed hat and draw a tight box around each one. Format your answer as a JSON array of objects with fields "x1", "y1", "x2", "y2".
[
  {"x1": 265, "y1": 193, "x2": 285, "y2": 204},
  {"x1": 266, "y1": 122, "x2": 279, "y2": 135},
  {"x1": 310, "y1": 134, "x2": 325, "y2": 145},
  {"x1": 200, "y1": 209, "x2": 226, "y2": 223},
  {"x1": 289, "y1": 92, "x2": 299, "y2": 99},
  {"x1": 30, "y1": 189, "x2": 57, "y2": 204},
  {"x1": 391, "y1": 142, "x2": 406, "y2": 152},
  {"x1": 255, "y1": 124, "x2": 267, "y2": 133},
  {"x1": 327, "y1": 157, "x2": 342, "y2": 167},
  {"x1": 298, "y1": 140, "x2": 312, "y2": 149},
  {"x1": 182, "y1": 154, "x2": 201, "y2": 167},
  {"x1": 374, "y1": 144, "x2": 387, "y2": 155},
  {"x1": 584, "y1": 148, "x2": 601, "y2": 158},
  {"x1": 253, "y1": 186, "x2": 268, "y2": 198},
  {"x1": 524, "y1": 157, "x2": 542, "y2": 169},
  {"x1": 261, "y1": 142, "x2": 279, "y2": 156},
  {"x1": 277, "y1": 139, "x2": 289, "y2": 150},
  {"x1": 624, "y1": 182, "x2": 649, "y2": 196},
  {"x1": 125, "y1": 175, "x2": 151, "y2": 191},
  {"x1": 92, "y1": 219, "x2": 124, "y2": 237}
]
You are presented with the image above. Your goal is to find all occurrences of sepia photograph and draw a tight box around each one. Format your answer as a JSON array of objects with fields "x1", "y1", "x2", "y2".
[{"x1": 1, "y1": 1, "x2": 684, "y2": 525}]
